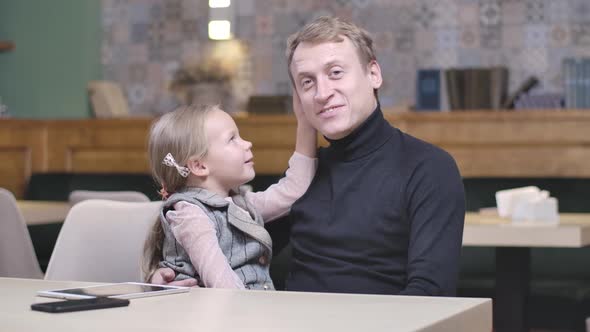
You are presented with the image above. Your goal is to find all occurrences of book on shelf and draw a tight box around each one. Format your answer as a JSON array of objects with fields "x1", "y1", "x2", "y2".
[
  {"x1": 584, "y1": 58, "x2": 590, "y2": 109},
  {"x1": 490, "y1": 67, "x2": 509, "y2": 110},
  {"x1": 563, "y1": 57, "x2": 590, "y2": 109},
  {"x1": 563, "y1": 58, "x2": 575, "y2": 109},
  {"x1": 444, "y1": 67, "x2": 508, "y2": 111},
  {"x1": 445, "y1": 68, "x2": 471, "y2": 110},
  {"x1": 574, "y1": 59, "x2": 586, "y2": 108},
  {"x1": 415, "y1": 69, "x2": 443, "y2": 111}
]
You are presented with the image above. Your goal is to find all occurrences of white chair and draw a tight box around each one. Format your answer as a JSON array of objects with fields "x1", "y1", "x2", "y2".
[
  {"x1": 0, "y1": 188, "x2": 44, "y2": 279},
  {"x1": 44, "y1": 200, "x2": 162, "y2": 282},
  {"x1": 68, "y1": 190, "x2": 150, "y2": 206}
]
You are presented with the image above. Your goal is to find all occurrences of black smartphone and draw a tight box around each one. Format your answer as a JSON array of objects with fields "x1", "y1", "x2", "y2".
[{"x1": 31, "y1": 297, "x2": 130, "y2": 313}]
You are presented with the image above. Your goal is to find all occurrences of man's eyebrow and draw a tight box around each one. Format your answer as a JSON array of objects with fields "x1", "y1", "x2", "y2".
[
  {"x1": 295, "y1": 70, "x2": 312, "y2": 80},
  {"x1": 295, "y1": 60, "x2": 345, "y2": 80},
  {"x1": 323, "y1": 60, "x2": 344, "y2": 69}
]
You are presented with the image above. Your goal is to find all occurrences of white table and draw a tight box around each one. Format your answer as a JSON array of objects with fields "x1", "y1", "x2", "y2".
[
  {"x1": 17, "y1": 201, "x2": 71, "y2": 225},
  {"x1": 464, "y1": 212, "x2": 590, "y2": 247},
  {"x1": 463, "y1": 212, "x2": 590, "y2": 332},
  {"x1": 0, "y1": 278, "x2": 491, "y2": 332}
]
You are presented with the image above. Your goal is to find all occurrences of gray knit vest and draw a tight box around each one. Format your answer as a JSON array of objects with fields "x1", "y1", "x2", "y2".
[{"x1": 159, "y1": 187, "x2": 274, "y2": 290}]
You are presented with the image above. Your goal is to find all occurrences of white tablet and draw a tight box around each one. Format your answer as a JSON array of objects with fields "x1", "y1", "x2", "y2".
[{"x1": 37, "y1": 282, "x2": 190, "y2": 300}]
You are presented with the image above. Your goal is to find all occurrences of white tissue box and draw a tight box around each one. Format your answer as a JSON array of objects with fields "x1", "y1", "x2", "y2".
[
  {"x1": 511, "y1": 196, "x2": 559, "y2": 224},
  {"x1": 495, "y1": 186, "x2": 541, "y2": 218},
  {"x1": 496, "y1": 186, "x2": 559, "y2": 224}
]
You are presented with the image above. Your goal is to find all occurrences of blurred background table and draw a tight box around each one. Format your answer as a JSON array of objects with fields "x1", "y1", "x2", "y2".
[
  {"x1": 463, "y1": 212, "x2": 590, "y2": 332},
  {"x1": 17, "y1": 200, "x2": 71, "y2": 226}
]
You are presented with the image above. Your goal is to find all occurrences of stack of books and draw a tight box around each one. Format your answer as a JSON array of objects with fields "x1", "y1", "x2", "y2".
[
  {"x1": 445, "y1": 67, "x2": 509, "y2": 111},
  {"x1": 415, "y1": 67, "x2": 509, "y2": 111},
  {"x1": 563, "y1": 58, "x2": 590, "y2": 109}
]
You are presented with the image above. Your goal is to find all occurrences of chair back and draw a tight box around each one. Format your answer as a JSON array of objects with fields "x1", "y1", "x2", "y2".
[
  {"x1": 0, "y1": 188, "x2": 43, "y2": 279},
  {"x1": 68, "y1": 190, "x2": 150, "y2": 206},
  {"x1": 44, "y1": 200, "x2": 162, "y2": 282},
  {"x1": 87, "y1": 80, "x2": 130, "y2": 118}
]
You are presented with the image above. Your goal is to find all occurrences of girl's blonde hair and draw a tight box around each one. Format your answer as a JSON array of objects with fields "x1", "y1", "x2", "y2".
[{"x1": 143, "y1": 104, "x2": 218, "y2": 280}]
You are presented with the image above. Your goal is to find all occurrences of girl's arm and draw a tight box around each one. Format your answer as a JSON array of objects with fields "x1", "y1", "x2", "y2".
[
  {"x1": 293, "y1": 88, "x2": 317, "y2": 159},
  {"x1": 245, "y1": 91, "x2": 317, "y2": 222},
  {"x1": 165, "y1": 201, "x2": 245, "y2": 289}
]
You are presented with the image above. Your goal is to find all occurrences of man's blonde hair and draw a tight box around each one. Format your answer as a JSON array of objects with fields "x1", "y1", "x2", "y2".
[
  {"x1": 286, "y1": 16, "x2": 378, "y2": 97},
  {"x1": 286, "y1": 16, "x2": 377, "y2": 74}
]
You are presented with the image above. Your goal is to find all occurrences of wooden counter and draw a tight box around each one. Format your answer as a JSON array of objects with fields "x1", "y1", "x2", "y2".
[{"x1": 2, "y1": 110, "x2": 590, "y2": 198}]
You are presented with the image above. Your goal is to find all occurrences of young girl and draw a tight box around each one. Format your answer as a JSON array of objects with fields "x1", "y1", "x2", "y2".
[{"x1": 144, "y1": 101, "x2": 316, "y2": 290}]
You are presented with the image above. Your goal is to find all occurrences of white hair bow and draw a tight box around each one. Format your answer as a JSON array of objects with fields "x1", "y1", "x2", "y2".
[{"x1": 162, "y1": 153, "x2": 190, "y2": 178}]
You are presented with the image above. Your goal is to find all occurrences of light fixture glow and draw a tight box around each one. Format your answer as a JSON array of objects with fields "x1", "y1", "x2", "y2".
[
  {"x1": 208, "y1": 20, "x2": 232, "y2": 40},
  {"x1": 209, "y1": 0, "x2": 231, "y2": 8}
]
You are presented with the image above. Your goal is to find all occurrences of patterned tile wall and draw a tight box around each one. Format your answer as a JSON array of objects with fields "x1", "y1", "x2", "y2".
[{"x1": 101, "y1": 0, "x2": 590, "y2": 115}]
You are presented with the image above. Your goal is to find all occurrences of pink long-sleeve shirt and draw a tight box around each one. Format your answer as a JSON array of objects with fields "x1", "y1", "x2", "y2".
[{"x1": 164, "y1": 152, "x2": 317, "y2": 289}]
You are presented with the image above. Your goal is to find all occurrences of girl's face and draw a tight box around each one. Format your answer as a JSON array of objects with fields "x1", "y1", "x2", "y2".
[{"x1": 198, "y1": 109, "x2": 255, "y2": 196}]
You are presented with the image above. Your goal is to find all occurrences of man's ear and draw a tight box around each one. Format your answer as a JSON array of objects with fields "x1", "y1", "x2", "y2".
[
  {"x1": 186, "y1": 157, "x2": 209, "y2": 177},
  {"x1": 367, "y1": 60, "x2": 383, "y2": 89}
]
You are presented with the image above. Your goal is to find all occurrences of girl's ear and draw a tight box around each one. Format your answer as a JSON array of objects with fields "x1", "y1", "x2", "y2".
[{"x1": 187, "y1": 157, "x2": 209, "y2": 177}]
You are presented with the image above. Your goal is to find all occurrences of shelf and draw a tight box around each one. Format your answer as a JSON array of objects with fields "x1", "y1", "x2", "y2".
[
  {"x1": 0, "y1": 41, "x2": 15, "y2": 52},
  {"x1": 2, "y1": 110, "x2": 590, "y2": 197}
]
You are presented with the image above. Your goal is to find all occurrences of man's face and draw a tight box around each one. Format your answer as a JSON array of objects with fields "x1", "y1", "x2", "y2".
[{"x1": 290, "y1": 37, "x2": 382, "y2": 140}]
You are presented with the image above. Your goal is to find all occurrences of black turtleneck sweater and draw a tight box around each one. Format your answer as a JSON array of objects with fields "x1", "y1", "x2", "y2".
[{"x1": 285, "y1": 106, "x2": 465, "y2": 296}]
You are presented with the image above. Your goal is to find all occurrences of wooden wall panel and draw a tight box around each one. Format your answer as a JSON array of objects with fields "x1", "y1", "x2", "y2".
[
  {"x1": 395, "y1": 112, "x2": 590, "y2": 145},
  {"x1": 442, "y1": 145, "x2": 590, "y2": 178},
  {"x1": 0, "y1": 120, "x2": 46, "y2": 197},
  {"x1": 69, "y1": 149, "x2": 149, "y2": 173},
  {"x1": 388, "y1": 111, "x2": 590, "y2": 178},
  {"x1": 236, "y1": 115, "x2": 298, "y2": 175},
  {"x1": 44, "y1": 119, "x2": 151, "y2": 173},
  {"x1": 0, "y1": 149, "x2": 31, "y2": 197},
  {"x1": 2, "y1": 110, "x2": 590, "y2": 198},
  {"x1": 249, "y1": 149, "x2": 294, "y2": 175}
]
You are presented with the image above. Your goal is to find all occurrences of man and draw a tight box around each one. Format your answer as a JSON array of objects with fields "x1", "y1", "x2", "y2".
[{"x1": 153, "y1": 16, "x2": 465, "y2": 296}]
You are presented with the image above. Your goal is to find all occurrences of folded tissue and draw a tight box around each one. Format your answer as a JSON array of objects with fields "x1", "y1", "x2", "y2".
[{"x1": 495, "y1": 186, "x2": 559, "y2": 224}]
